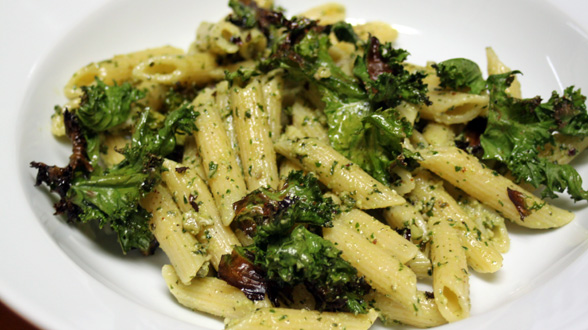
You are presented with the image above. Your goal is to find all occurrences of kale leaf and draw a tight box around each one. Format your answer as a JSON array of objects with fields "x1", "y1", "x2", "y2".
[
  {"x1": 77, "y1": 77, "x2": 145, "y2": 132},
  {"x1": 32, "y1": 79, "x2": 199, "y2": 253},
  {"x1": 222, "y1": 171, "x2": 370, "y2": 313},
  {"x1": 254, "y1": 225, "x2": 370, "y2": 313},
  {"x1": 331, "y1": 21, "x2": 360, "y2": 45},
  {"x1": 432, "y1": 58, "x2": 486, "y2": 94},
  {"x1": 259, "y1": 14, "x2": 425, "y2": 186},
  {"x1": 233, "y1": 171, "x2": 338, "y2": 247},
  {"x1": 353, "y1": 36, "x2": 430, "y2": 107},
  {"x1": 228, "y1": 0, "x2": 258, "y2": 29},
  {"x1": 480, "y1": 72, "x2": 588, "y2": 201}
]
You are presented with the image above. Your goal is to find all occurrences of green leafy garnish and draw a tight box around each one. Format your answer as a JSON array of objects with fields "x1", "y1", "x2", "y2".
[
  {"x1": 222, "y1": 171, "x2": 370, "y2": 313},
  {"x1": 481, "y1": 72, "x2": 588, "y2": 200},
  {"x1": 433, "y1": 58, "x2": 487, "y2": 94}
]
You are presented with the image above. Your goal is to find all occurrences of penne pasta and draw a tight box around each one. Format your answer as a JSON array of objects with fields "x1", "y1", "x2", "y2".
[
  {"x1": 192, "y1": 88, "x2": 247, "y2": 226},
  {"x1": 226, "y1": 307, "x2": 378, "y2": 330},
  {"x1": 140, "y1": 185, "x2": 209, "y2": 285},
  {"x1": 161, "y1": 159, "x2": 241, "y2": 269},
  {"x1": 275, "y1": 136, "x2": 405, "y2": 209},
  {"x1": 162, "y1": 264, "x2": 269, "y2": 319},
  {"x1": 419, "y1": 146, "x2": 575, "y2": 229},
  {"x1": 231, "y1": 79, "x2": 280, "y2": 191}
]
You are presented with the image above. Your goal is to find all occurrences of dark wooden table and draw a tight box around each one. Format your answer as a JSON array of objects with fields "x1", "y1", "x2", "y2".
[{"x1": 0, "y1": 300, "x2": 39, "y2": 330}]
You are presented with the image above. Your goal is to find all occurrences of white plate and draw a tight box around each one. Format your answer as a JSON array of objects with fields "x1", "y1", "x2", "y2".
[{"x1": 2, "y1": 0, "x2": 588, "y2": 329}]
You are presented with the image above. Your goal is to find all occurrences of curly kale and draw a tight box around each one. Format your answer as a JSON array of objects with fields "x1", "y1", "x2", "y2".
[
  {"x1": 251, "y1": 6, "x2": 427, "y2": 186},
  {"x1": 432, "y1": 58, "x2": 487, "y2": 94},
  {"x1": 220, "y1": 171, "x2": 370, "y2": 313},
  {"x1": 31, "y1": 79, "x2": 199, "y2": 253},
  {"x1": 353, "y1": 36, "x2": 431, "y2": 107},
  {"x1": 251, "y1": 225, "x2": 370, "y2": 313},
  {"x1": 77, "y1": 77, "x2": 145, "y2": 132},
  {"x1": 232, "y1": 171, "x2": 338, "y2": 247},
  {"x1": 480, "y1": 72, "x2": 588, "y2": 201}
]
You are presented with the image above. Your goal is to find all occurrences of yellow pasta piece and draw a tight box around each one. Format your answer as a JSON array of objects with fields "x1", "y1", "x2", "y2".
[
  {"x1": 323, "y1": 218, "x2": 418, "y2": 308},
  {"x1": 368, "y1": 291, "x2": 447, "y2": 328},
  {"x1": 541, "y1": 134, "x2": 588, "y2": 165},
  {"x1": 335, "y1": 209, "x2": 427, "y2": 265},
  {"x1": 446, "y1": 184, "x2": 510, "y2": 253},
  {"x1": 354, "y1": 21, "x2": 399, "y2": 43},
  {"x1": 162, "y1": 265, "x2": 269, "y2": 319},
  {"x1": 428, "y1": 215, "x2": 470, "y2": 322},
  {"x1": 275, "y1": 136, "x2": 405, "y2": 209},
  {"x1": 192, "y1": 88, "x2": 247, "y2": 226},
  {"x1": 132, "y1": 53, "x2": 218, "y2": 85},
  {"x1": 64, "y1": 45, "x2": 184, "y2": 99},
  {"x1": 419, "y1": 146, "x2": 574, "y2": 229},
  {"x1": 161, "y1": 159, "x2": 241, "y2": 269},
  {"x1": 410, "y1": 171, "x2": 503, "y2": 273},
  {"x1": 291, "y1": 101, "x2": 329, "y2": 143},
  {"x1": 419, "y1": 91, "x2": 489, "y2": 125},
  {"x1": 382, "y1": 203, "x2": 429, "y2": 244},
  {"x1": 182, "y1": 137, "x2": 206, "y2": 180},
  {"x1": 231, "y1": 79, "x2": 280, "y2": 191},
  {"x1": 99, "y1": 133, "x2": 128, "y2": 167},
  {"x1": 260, "y1": 72, "x2": 284, "y2": 141},
  {"x1": 300, "y1": 3, "x2": 346, "y2": 25},
  {"x1": 135, "y1": 80, "x2": 169, "y2": 111},
  {"x1": 486, "y1": 47, "x2": 521, "y2": 98},
  {"x1": 196, "y1": 21, "x2": 241, "y2": 55},
  {"x1": 422, "y1": 123, "x2": 456, "y2": 147},
  {"x1": 226, "y1": 307, "x2": 378, "y2": 330},
  {"x1": 140, "y1": 185, "x2": 209, "y2": 285}
]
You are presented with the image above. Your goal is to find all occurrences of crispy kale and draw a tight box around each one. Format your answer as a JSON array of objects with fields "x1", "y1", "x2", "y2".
[
  {"x1": 228, "y1": 0, "x2": 258, "y2": 29},
  {"x1": 331, "y1": 21, "x2": 360, "y2": 45},
  {"x1": 251, "y1": 6, "x2": 427, "y2": 186},
  {"x1": 232, "y1": 171, "x2": 338, "y2": 247},
  {"x1": 160, "y1": 83, "x2": 201, "y2": 114},
  {"x1": 31, "y1": 79, "x2": 198, "y2": 253},
  {"x1": 432, "y1": 58, "x2": 487, "y2": 94},
  {"x1": 250, "y1": 225, "x2": 370, "y2": 313},
  {"x1": 77, "y1": 77, "x2": 145, "y2": 132},
  {"x1": 353, "y1": 36, "x2": 431, "y2": 107},
  {"x1": 220, "y1": 171, "x2": 370, "y2": 313},
  {"x1": 480, "y1": 72, "x2": 588, "y2": 201}
]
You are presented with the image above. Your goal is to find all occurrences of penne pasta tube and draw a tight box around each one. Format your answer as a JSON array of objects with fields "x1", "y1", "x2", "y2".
[
  {"x1": 419, "y1": 146, "x2": 575, "y2": 229},
  {"x1": 64, "y1": 45, "x2": 184, "y2": 99},
  {"x1": 192, "y1": 88, "x2": 247, "y2": 226},
  {"x1": 323, "y1": 219, "x2": 418, "y2": 308},
  {"x1": 300, "y1": 3, "x2": 346, "y2": 25},
  {"x1": 182, "y1": 137, "x2": 206, "y2": 180},
  {"x1": 368, "y1": 291, "x2": 447, "y2": 328},
  {"x1": 382, "y1": 203, "x2": 429, "y2": 244},
  {"x1": 446, "y1": 184, "x2": 510, "y2": 253},
  {"x1": 133, "y1": 53, "x2": 218, "y2": 85},
  {"x1": 335, "y1": 209, "x2": 427, "y2": 266},
  {"x1": 260, "y1": 72, "x2": 283, "y2": 142},
  {"x1": 140, "y1": 185, "x2": 209, "y2": 285},
  {"x1": 422, "y1": 122, "x2": 456, "y2": 147},
  {"x1": 162, "y1": 265, "x2": 269, "y2": 319},
  {"x1": 100, "y1": 133, "x2": 128, "y2": 167},
  {"x1": 226, "y1": 307, "x2": 378, "y2": 330},
  {"x1": 427, "y1": 215, "x2": 470, "y2": 322},
  {"x1": 161, "y1": 159, "x2": 241, "y2": 269},
  {"x1": 419, "y1": 91, "x2": 489, "y2": 125},
  {"x1": 486, "y1": 47, "x2": 521, "y2": 98},
  {"x1": 275, "y1": 137, "x2": 405, "y2": 209},
  {"x1": 410, "y1": 170, "x2": 503, "y2": 273},
  {"x1": 231, "y1": 79, "x2": 280, "y2": 191}
]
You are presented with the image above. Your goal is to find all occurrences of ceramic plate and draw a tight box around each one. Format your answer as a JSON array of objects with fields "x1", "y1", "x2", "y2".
[{"x1": 2, "y1": 0, "x2": 588, "y2": 329}]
